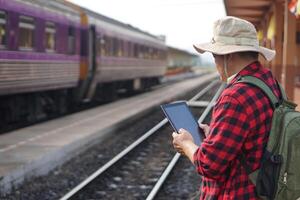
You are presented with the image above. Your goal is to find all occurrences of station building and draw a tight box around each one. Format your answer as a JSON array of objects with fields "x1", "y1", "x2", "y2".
[
  {"x1": 224, "y1": 0, "x2": 300, "y2": 109},
  {"x1": 166, "y1": 46, "x2": 201, "y2": 75}
]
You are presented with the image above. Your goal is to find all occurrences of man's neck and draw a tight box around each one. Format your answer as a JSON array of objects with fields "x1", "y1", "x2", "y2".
[{"x1": 227, "y1": 59, "x2": 257, "y2": 77}]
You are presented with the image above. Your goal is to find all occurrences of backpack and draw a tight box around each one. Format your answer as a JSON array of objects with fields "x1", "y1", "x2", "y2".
[{"x1": 238, "y1": 76, "x2": 300, "y2": 200}]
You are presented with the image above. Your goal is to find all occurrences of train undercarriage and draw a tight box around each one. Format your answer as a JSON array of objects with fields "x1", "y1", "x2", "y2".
[{"x1": 0, "y1": 77, "x2": 161, "y2": 133}]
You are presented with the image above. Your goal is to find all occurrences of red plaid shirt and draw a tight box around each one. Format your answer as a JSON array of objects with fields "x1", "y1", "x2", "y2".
[{"x1": 193, "y1": 61, "x2": 281, "y2": 200}]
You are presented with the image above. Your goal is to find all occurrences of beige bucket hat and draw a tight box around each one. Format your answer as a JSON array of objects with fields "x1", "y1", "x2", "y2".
[{"x1": 193, "y1": 16, "x2": 276, "y2": 61}]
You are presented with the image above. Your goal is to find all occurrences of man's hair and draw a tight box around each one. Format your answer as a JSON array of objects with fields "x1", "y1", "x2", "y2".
[{"x1": 237, "y1": 51, "x2": 259, "y2": 60}]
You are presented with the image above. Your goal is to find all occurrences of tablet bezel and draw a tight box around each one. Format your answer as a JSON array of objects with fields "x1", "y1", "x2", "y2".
[{"x1": 161, "y1": 101, "x2": 203, "y2": 145}]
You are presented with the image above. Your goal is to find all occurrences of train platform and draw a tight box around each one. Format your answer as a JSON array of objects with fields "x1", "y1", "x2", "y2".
[{"x1": 0, "y1": 72, "x2": 218, "y2": 193}]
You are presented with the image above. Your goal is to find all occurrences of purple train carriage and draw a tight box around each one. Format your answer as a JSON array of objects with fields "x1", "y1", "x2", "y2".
[{"x1": 0, "y1": 0, "x2": 167, "y2": 128}]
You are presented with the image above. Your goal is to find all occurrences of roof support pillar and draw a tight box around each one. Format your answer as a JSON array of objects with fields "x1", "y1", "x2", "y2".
[
  {"x1": 259, "y1": 20, "x2": 268, "y2": 67},
  {"x1": 272, "y1": 1, "x2": 284, "y2": 82},
  {"x1": 282, "y1": 0, "x2": 296, "y2": 100}
]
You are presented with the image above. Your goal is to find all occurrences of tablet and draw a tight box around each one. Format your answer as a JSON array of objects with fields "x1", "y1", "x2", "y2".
[{"x1": 161, "y1": 101, "x2": 203, "y2": 146}]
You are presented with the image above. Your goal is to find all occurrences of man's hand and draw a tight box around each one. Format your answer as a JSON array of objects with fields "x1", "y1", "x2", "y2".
[
  {"x1": 199, "y1": 123, "x2": 210, "y2": 137},
  {"x1": 172, "y1": 128, "x2": 193, "y2": 155},
  {"x1": 172, "y1": 129, "x2": 198, "y2": 162}
]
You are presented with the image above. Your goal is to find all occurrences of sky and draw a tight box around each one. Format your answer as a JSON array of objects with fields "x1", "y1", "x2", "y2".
[{"x1": 69, "y1": 0, "x2": 226, "y2": 63}]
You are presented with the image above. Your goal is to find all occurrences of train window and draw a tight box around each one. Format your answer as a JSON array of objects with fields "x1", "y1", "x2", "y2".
[
  {"x1": 143, "y1": 46, "x2": 146, "y2": 58},
  {"x1": 130, "y1": 42, "x2": 134, "y2": 57},
  {"x1": 111, "y1": 38, "x2": 115, "y2": 56},
  {"x1": 160, "y1": 50, "x2": 166, "y2": 60},
  {"x1": 104, "y1": 36, "x2": 111, "y2": 56},
  {"x1": 108, "y1": 37, "x2": 113, "y2": 56},
  {"x1": 0, "y1": 11, "x2": 6, "y2": 48},
  {"x1": 68, "y1": 27, "x2": 75, "y2": 54},
  {"x1": 158, "y1": 50, "x2": 163, "y2": 60},
  {"x1": 153, "y1": 49, "x2": 158, "y2": 59},
  {"x1": 138, "y1": 45, "x2": 144, "y2": 59},
  {"x1": 134, "y1": 44, "x2": 138, "y2": 58},
  {"x1": 118, "y1": 40, "x2": 123, "y2": 57},
  {"x1": 19, "y1": 15, "x2": 35, "y2": 50},
  {"x1": 102, "y1": 36, "x2": 107, "y2": 56},
  {"x1": 112, "y1": 38, "x2": 118, "y2": 57},
  {"x1": 123, "y1": 41, "x2": 127, "y2": 57},
  {"x1": 149, "y1": 48, "x2": 153, "y2": 59},
  {"x1": 45, "y1": 22, "x2": 56, "y2": 52},
  {"x1": 127, "y1": 42, "x2": 132, "y2": 57},
  {"x1": 145, "y1": 47, "x2": 149, "y2": 59},
  {"x1": 103, "y1": 38, "x2": 107, "y2": 56},
  {"x1": 138, "y1": 45, "x2": 142, "y2": 58},
  {"x1": 97, "y1": 36, "x2": 102, "y2": 56}
]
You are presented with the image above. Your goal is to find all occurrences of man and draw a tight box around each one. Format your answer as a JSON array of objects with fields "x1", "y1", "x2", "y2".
[{"x1": 172, "y1": 16, "x2": 281, "y2": 199}]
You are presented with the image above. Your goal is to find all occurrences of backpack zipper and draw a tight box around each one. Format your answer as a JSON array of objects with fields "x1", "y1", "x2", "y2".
[{"x1": 283, "y1": 172, "x2": 287, "y2": 184}]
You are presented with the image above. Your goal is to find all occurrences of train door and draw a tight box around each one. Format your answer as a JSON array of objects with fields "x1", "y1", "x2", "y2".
[
  {"x1": 77, "y1": 25, "x2": 97, "y2": 102},
  {"x1": 84, "y1": 25, "x2": 98, "y2": 100}
]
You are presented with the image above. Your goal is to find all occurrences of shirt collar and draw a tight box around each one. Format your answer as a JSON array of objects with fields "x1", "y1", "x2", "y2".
[
  {"x1": 228, "y1": 61, "x2": 261, "y2": 85},
  {"x1": 227, "y1": 73, "x2": 238, "y2": 84}
]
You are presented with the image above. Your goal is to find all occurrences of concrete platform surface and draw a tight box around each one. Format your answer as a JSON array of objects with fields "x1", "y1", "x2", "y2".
[{"x1": 0, "y1": 72, "x2": 218, "y2": 193}]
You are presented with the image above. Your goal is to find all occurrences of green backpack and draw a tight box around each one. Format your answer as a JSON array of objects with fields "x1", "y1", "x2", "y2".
[{"x1": 239, "y1": 76, "x2": 300, "y2": 200}]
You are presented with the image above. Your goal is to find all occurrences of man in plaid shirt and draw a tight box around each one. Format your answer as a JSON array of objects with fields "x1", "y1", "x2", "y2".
[{"x1": 172, "y1": 17, "x2": 280, "y2": 199}]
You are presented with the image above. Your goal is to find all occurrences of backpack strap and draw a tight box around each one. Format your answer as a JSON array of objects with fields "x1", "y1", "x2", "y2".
[
  {"x1": 238, "y1": 76, "x2": 280, "y2": 109},
  {"x1": 276, "y1": 81, "x2": 287, "y2": 100},
  {"x1": 237, "y1": 75, "x2": 278, "y2": 176}
]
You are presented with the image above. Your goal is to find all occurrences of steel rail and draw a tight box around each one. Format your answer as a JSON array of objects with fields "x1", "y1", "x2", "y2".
[
  {"x1": 146, "y1": 83, "x2": 226, "y2": 200},
  {"x1": 187, "y1": 101, "x2": 210, "y2": 107},
  {"x1": 190, "y1": 80, "x2": 219, "y2": 102},
  {"x1": 60, "y1": 79, "x2": 221, "y2": 200}
]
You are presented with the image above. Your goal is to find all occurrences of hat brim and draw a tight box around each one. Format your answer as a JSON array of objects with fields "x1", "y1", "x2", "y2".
[{"x1": 193, "y1": 42, "x2": 275, "y2": 62}]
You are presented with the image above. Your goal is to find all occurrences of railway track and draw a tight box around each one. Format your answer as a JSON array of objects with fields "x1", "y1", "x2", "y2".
[{"x1": 60, "y1": 80, "x2": 225, "y2": 200}]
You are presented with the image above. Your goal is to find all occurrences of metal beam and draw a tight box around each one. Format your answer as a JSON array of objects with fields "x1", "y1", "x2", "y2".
[
  {"x1": 187, "y1": 101, "x2": 210, "y2": 108},
  {"x1": 240, "y1": 16, "x2": 262, "y2": 22},
  {"x1": 229, "y1": 9, "x2": 264, "y2": 17},
  {"x1": 226, "y1": 0, "x2": 272, "y2": 8}
]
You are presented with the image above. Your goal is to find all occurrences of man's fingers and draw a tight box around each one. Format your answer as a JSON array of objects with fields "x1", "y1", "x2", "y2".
[
  {"x1": 199, "y1": 123, "x2": 208, "y2": 128},
  {"x1": 173, "y1": 145, "x2": 185, "y2": 155},
  {"x1": 172, "y1": 132, "x2": 177, "y2": 138},
  {"x1": 199, "y1": 123, "x2": 210, "y2": 137},
  {"x1": 178, "y1": 128, "x2": 187, "y2": 134},
  {"x1": 178, "y1": 149, "x2": 185, "y2": 155},
  {"x1": 172, "y1": 142, "x2": 182, "y2": 151}
]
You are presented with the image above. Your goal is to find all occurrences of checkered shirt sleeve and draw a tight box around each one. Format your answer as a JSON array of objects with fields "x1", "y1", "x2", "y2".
[{"x1": 193, "y1": 94, "x2": 249, "y2": 181}]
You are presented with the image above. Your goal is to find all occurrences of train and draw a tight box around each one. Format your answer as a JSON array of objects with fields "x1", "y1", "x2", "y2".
[{"x1": 0, "y1": 0, "x2": 167, "y2": 128}]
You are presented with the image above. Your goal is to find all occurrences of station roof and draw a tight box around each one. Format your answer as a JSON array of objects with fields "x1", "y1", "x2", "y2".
[
  {"x1": 223, "y1": 0, "x2": 284, "y2": 28},
  {"x1": 168, "y1": 46, "x2": 198, "y2": 57}
]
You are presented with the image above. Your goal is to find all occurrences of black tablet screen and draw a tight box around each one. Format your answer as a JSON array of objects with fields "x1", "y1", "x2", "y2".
[{"x1": 161, "y1": 101, "x2": 203, "y2": 146}]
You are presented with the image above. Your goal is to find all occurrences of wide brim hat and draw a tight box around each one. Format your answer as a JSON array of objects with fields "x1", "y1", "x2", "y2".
[{"x1": 193, "y1": 16, "x2": 276, "y2": 61}]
